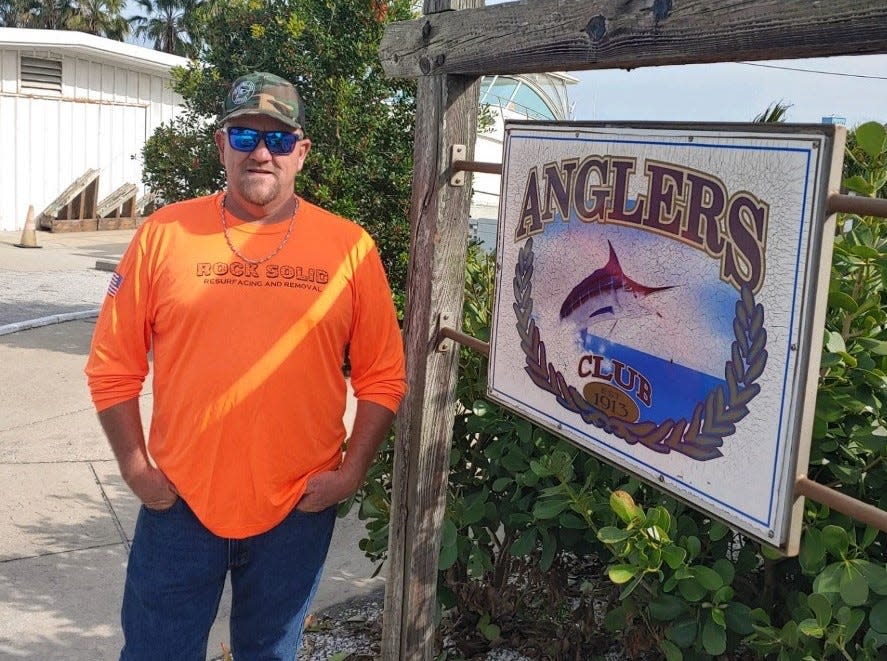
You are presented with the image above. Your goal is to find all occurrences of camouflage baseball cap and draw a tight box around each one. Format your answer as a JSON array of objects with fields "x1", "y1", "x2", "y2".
[{"x1": 219, "y1": 72, "x2": 305, "y2": 130}]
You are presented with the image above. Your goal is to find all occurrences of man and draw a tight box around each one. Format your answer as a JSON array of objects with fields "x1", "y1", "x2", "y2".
[{"x1": 86, "y1": 71, "x2": 406, "y2": 660}]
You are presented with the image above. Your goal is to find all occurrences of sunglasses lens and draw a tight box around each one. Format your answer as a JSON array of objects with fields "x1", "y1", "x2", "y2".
[
  {"x1": 264, "y1": 132, "x2": 298, "y2": 155},
  {"x1": 228, "y1": 128, "x2": 260, "y2": 152}
]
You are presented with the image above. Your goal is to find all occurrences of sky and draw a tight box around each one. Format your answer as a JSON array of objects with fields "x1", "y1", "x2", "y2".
[{"x1": 567, "y1": 55, "x2": 887, "y2": 128}]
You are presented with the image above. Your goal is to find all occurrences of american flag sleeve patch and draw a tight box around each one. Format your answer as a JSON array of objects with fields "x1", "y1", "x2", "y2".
[{"x1": 107, "y1": 272, "x2": 124, "y2": 297}]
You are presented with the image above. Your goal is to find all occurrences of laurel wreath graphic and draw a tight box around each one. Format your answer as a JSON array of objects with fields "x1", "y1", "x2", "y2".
[{"x1": 514, "y1": 237, "x2": 768, "y2": 461}]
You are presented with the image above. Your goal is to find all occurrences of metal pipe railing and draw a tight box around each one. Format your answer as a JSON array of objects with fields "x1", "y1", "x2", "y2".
[{"x1": 796, "y1": 476, "x2": 887, "y2": 532}]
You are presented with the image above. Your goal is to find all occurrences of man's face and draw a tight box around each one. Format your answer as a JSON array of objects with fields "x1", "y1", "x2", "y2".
[{"x1": 214, "y1": 115, "x2": 311, "y2": 211}]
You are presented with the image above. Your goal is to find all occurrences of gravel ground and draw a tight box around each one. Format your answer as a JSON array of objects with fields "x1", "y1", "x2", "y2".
[
  {"x1": 207, "y1": 590, "x2": 540, "y2": 660},
  {"x1": 290, "y1": 591, "x2": 627, "y2": 661}
]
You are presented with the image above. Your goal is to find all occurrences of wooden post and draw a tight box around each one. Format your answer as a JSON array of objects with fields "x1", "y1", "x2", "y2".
[{"x1": 382, "y1": 1, "x2": 482, "y2": 658}]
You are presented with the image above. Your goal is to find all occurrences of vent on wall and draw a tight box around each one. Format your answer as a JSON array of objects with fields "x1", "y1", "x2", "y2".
[{"x1": 20, "y1": 56, "x2": 62, "y2": 94}]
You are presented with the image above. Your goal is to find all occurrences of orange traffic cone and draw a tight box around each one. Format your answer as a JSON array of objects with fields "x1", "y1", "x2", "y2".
[{"x1": 14, "y1": 205, "x2": 40, "y2": 249}]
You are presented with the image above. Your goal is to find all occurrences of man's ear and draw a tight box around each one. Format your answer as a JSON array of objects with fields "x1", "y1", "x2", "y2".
[
  {"x1": 214, "y1": 129, "x2": 226, "y2": 165},
  {"x1": 295, "y1": 138, "x2": 312, "y2": 169}
]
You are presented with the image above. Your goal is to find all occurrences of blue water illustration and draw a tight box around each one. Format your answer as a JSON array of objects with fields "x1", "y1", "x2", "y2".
[{"x1": 580, "y1": 331, "x2": 727, "y2": 424}]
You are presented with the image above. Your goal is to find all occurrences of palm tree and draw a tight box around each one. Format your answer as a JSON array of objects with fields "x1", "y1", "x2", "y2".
[
  {"x1": 68, "y1": 0, "x2": 129, "y2": 39},
  {"x1": 753, "y1": 101, "x2": 792, "y2": 123},
  {"x1": 30, "y1": 0, "x2": 74, "y2": 29},
  {"x1": 0, "y1": 0, "x2": 36, "y2": 27},
  {"x1": 129, "y1": 0, "x2": 188, "y2": 55},
  {"x1": 129, "y1": 0, "x2": 200, "y2": 56}
]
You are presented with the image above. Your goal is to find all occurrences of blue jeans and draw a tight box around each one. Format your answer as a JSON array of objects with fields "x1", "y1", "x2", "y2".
[{"x1": 120, "y1": 498, "x2": 336, "y2": 661}]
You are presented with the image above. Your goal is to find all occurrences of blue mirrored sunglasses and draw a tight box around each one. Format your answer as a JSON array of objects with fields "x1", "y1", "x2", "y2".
[{"x1": 223, "y1": 126, "x2": 300, "y2": 155}]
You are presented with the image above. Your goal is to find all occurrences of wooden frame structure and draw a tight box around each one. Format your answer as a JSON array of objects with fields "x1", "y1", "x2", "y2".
[
  {"x1": 381, "y1": 2, "x2": 887, "y2": 659},
  {"x1": 36, "y1": 172, "x2": 143, "y2": 232},
  {"x1": 96, "y1": 183, "x2": 139, "y2": 230},
  {"x1": 38, "y1": 169, "x2": 100, "y2": 232}
]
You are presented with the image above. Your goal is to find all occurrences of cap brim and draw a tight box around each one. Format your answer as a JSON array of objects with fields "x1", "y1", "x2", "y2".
[{"x1": 220, "y1": 108, "x2": 303, "y2": 130}]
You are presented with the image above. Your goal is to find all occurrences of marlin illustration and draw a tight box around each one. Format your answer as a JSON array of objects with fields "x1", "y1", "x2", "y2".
[{"x1": 559, "y1": 241, "x2": 674, "y2": 329}]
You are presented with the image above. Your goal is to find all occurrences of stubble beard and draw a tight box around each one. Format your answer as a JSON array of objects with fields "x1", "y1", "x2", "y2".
[{"x1": 240, "y1": 177, "x2": 281, "y2": 207}]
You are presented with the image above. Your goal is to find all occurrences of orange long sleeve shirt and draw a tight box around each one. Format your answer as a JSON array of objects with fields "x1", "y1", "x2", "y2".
[{"x1": 86, "y1": 193, "x2": 406, "y2": 538}]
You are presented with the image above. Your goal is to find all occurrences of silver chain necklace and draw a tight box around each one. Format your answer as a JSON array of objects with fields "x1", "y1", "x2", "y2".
[{"x1": 220, "y1": 193, "x2": 298, "y2": 265}]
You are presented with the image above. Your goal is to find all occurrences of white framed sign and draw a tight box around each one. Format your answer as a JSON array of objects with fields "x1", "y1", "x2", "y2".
[{"x1": 488, "y1": 121, "x2": 846, "y2": 553}]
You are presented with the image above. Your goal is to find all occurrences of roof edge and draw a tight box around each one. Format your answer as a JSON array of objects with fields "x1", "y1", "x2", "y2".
[{"x1": 0, "y1": 28, "x2": 189, "y2": 73}]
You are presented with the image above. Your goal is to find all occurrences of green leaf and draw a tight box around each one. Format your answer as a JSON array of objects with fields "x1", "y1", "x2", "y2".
[
  {"x1": 479, "y1": 621, "x2": 501, "y2": 641},
  {"x1": 598, "y1": 526, "x2": 630, "y2": 544},
  {"x1": 491, "y1": 477, "x2": 512, "y2": 492},
  {"x1": 515, "y1": 419, "x2": 532, "y2": 443},
  {"x1": 713, "y1": 585, "x2": 734, "y2": 604},
  {"x1": 667, "y1": 616, "x2": 698, "y2": 648},
  {"x1": 781, "y1": 619, "x2": 799, "y2": 647},
  {"x1": 799, "y1": 527, "x2": 826, "y2": 573},
  {"x1": 821, "y1": 525, "x2": 849, "y2": 557},
  {"x1": 828, "y1": 290, "x2": 859, "y2": 313},
  {"x1": 692, "y1": 565, "x2": 724, "y2": 591},
  {"x1": 604, "y1": 605, "x2": 628, "y2": 632},
  {"x1": 825, "y1": 331, "x2": 846, "y2": 354},
  {"x1": 808, "y1": 592, "x2": 832, "y2": 628},
  {"x1": 683, "y1": 535, "x2": 702, "y2": 561},
  {"x1": 708, "y1": 521, "x2": 729, "y2": 541},
  {"x1": 869, "y1": 598, "x2": 887, "y2": 634},
  {"x1": 712, "y1": 558, "x2": 735, "y2": 587},
  {"x1": 441, "y1": 519, "x2": 457, "y2": 549},
  {"x1": 798, "y1": 618, "x2": 824, "y2": 639},
  {"x1": 858, "y1": 339, "x2": 887, "y2": 357},
  {"x1": 540, "y1": 530, "x2": 556, "y2": 571},
  {"x1": 472, "y1": 400, "x2": 491, "y2": 417},
  {"x1": 327, "y1": 653, "x2": 350, "y2": 661},
  {"x1": 645, "y1": 506, "x2": 671, "y2": 531},
  {"x1": 838, "y1": 606, "x2": 866, "y2": 640},
  {"x1": 533, "y1": 498, "x2": 569, "y2": 519},
  {"x1": 619, "y1": 572, "x2": 646, "y2": 600},
  {"x1": 660, "y1": 639, "x2": 682, "y2": 661},
  {"x1": 844, "y1": 175, "x2": 876, "y2": 196},
  {"x1": 702, "y1": 616, "x2": 727, "y2": 656},
  {"x1": 509, "y1": 528, "x2": 537, "y2": 557},
  {"x1": 608, "y1": 564, "x2": 638, "y2": 584},
  {"x1": 663, "y1": 545, "x2": 687, "y2": 569},
  {"x1": 711, "y1": 607, "x2": 726, "y2": 628},
  {"x1": 463, "y1": 499, "x2": 486, "y2": 525},
  {"x1": 840, "y1": 567, "x2": 869, "y2": 606},
  {"x1": 678, "y1": 577, "x2": 707, "y2": 602},
  {"x1": 559, "y1": 512, "x2": 587, "y2": 529},
  {"x1": 649, "y1": 594, "x2": 688, "y2": 620},
  {"x1": 850, "y1": 244, "x2": 882, "y2": 260},
  {"x1": 500, "y1": 450, "x2": 527, "y2": 472},
  {"x1": 814, "y1": 563, "x2": 843, "y2": 593},
  {"x1": 856, "y1": 121, "x2": 887, "y2": 159},
  {"x1": 724, "y1": 602, "x2": 754, "y2": 635},
  {"x1": 467, "y1": 546, "x2": 491, "y2": 577},
  {"x1": 858, "y1": 560, "x2": 887, "y2": 595},
  {"x1": 438, "y1": 539, "x2": 458, "y2": 570},
  {"x1": 610, "y1": 490, "x2": 641, "y2": 524}
]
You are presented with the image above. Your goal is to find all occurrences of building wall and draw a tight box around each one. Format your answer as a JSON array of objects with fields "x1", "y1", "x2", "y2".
[
  {"x1": 470, "y1": 74, "x2": 577, "y2": 251},
  {"x1": 0, "y1": 47, "x2": 183, "y2": 231}
]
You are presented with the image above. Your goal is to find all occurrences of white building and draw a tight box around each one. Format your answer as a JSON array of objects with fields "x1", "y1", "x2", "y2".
[
  {"x1": 0, "y1": 28, "x2": 187, "y2": 231},
  {"x1": 470, "y1": 72, "x2": 578, "y2": 249}
]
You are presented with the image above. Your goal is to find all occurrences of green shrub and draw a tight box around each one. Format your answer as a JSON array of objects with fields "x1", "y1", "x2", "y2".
[{"x1": 140, "y1": 0, "x2": 416, "y2": 312}]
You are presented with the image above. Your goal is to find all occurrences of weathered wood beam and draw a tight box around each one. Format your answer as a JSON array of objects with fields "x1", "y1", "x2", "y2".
[
  {"x1": 382, "y1": 4, "x2": 482, "y2": 660},
  {"x1": 96, "y1": 183, "x2": 138, "y2": 219},
  {"x1": 381, "y1": 0, "x2": 887, "y2": 78}
]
